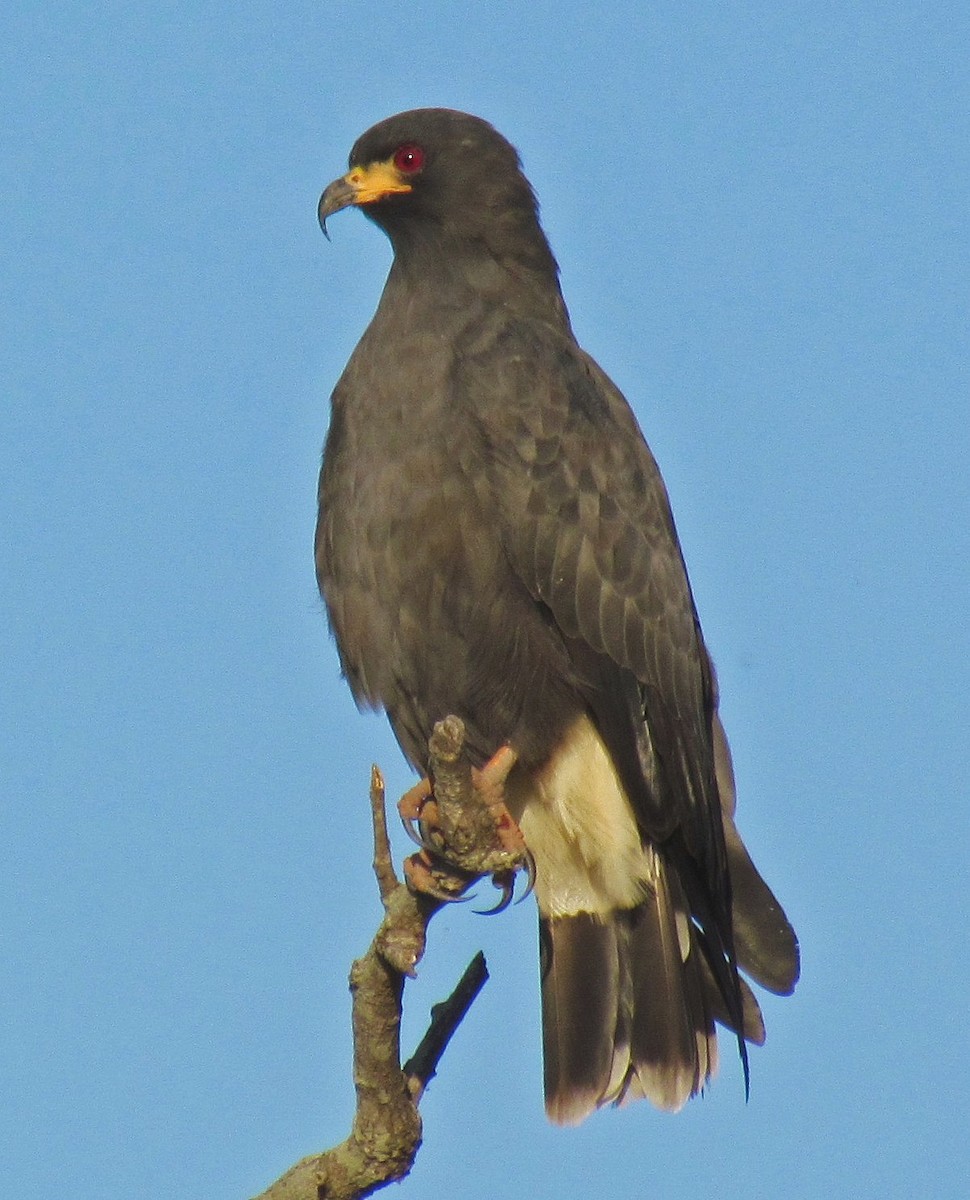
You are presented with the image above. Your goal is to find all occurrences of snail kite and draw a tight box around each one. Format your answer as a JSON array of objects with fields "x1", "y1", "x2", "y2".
[{"x1": 316, "y1": 108, "x2": 798, "y2": 1125}]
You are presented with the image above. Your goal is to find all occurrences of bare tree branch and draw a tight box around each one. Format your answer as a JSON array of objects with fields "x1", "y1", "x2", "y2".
[
  {"x1": 368, "y1": 765, "x2": 399, "y2": 904},
  {"x1": 251, "y1": 718, "x2": 519, "y2": 1200},
  {"x1": 404, "y1": 950, "x2": 489, "y2": 1104}
]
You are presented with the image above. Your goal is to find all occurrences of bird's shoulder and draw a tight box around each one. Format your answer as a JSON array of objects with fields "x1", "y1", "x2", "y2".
[{"x1": 454, "y1": 318, "x2": 702, "y2": 689}]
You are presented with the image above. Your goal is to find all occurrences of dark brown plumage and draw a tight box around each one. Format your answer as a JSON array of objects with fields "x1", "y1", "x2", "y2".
[{"x1": 316, "y1": 108, "x2": 798, "y2": 1124}]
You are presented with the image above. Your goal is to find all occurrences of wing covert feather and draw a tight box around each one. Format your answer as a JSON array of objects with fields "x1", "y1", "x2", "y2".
[{"x1": 458, "y1": 321, "x2": 711, "y2": 734}]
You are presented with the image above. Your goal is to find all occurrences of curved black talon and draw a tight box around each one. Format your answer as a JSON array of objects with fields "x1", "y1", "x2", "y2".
[
  {"x1": 401, "y1": 812, "x2": 441, "y2": 852},
  {"x1": 401, "y1": 813, "x2": 426, "y2": 847},
  {"x1": 475, "y1": 872, "x2": 516, "y2": 915},
  {"x1": 432, "y1": 886, "x2": 475, "y2": 905},
  {"x1": 403, "y1": 811, "x2": 429, "y2": 849},
  {"x1": 515, "y1": 848, "x2": 537, "y2": 903}
]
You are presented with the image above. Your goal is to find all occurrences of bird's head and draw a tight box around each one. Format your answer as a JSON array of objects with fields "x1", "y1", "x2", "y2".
[{"x1": 319, "y1": 108, "x2": 559, "y2": 286}]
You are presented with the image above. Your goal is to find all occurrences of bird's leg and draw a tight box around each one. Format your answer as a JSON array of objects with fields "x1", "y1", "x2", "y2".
[{"x1": 398, "y1": 739, "x2": 533, "y2": 910}]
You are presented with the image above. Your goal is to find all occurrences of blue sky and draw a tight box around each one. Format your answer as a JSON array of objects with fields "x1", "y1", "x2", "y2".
[{"x1": 2, "y1": 2, "x2": 968, "y2": 1197}]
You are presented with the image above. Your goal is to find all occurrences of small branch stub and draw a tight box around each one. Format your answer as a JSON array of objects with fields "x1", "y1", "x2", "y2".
[{"x1": 405, "y1": 950, "x2": 489, "y2": 1103}]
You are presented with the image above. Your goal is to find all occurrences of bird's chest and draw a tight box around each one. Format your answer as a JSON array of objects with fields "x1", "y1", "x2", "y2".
[
  {"x1": 317, "y1": 356, "x2": 509, "y2": 705},
  {"x1": 315, "y1": 302, "x2": 581, "y2": 766},
  {"x1": 323, "y1": 364, "x2": 492, "y2": 585}
]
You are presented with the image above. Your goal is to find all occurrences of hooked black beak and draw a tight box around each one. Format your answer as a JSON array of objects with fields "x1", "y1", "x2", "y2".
[
  {"x1": 318, "y1": 176, "x2": 360, "y2": 239},
  {"x1": 318, "y1": 159, "x2": 414, "y2": 239}
]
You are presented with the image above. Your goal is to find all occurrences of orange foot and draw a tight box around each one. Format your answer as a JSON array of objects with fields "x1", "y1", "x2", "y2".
[
  {"x1": 398, "y1": 743, "x2": 534, "y2": 911},
  {"x1": 471, "y1": 744, "x2": 526, "y2": 858},
  {"x1": 402, "y1": 848, "x2": 475, "y2": 904},
  {"x1": 398, "y1": 776, "x2": 439, "y2": 851}
]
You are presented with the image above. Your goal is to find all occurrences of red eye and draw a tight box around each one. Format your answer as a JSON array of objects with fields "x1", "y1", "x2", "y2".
[{"x1": 393, "y1": 143, "x2": 425, "y2": 174}]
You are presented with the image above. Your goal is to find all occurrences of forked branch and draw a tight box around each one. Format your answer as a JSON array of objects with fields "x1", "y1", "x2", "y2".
[{"x1": 251, "y1": 719, "x2": 501, "y2": 1200}]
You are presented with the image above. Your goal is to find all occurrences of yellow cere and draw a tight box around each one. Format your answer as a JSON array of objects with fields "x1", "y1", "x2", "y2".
[{"x1": 345, "y1": 158, "x2": 413, "y2": 204}]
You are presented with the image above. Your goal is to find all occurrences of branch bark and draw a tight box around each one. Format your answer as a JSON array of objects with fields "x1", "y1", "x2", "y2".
[{"x1": 251, "y1": 718, "x2": 502, "y2": 1200}]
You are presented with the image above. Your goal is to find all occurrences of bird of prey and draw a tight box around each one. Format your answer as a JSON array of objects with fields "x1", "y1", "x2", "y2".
[{"x1": 316, "y1": 108, "x2": 798, "y2": 1125}]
